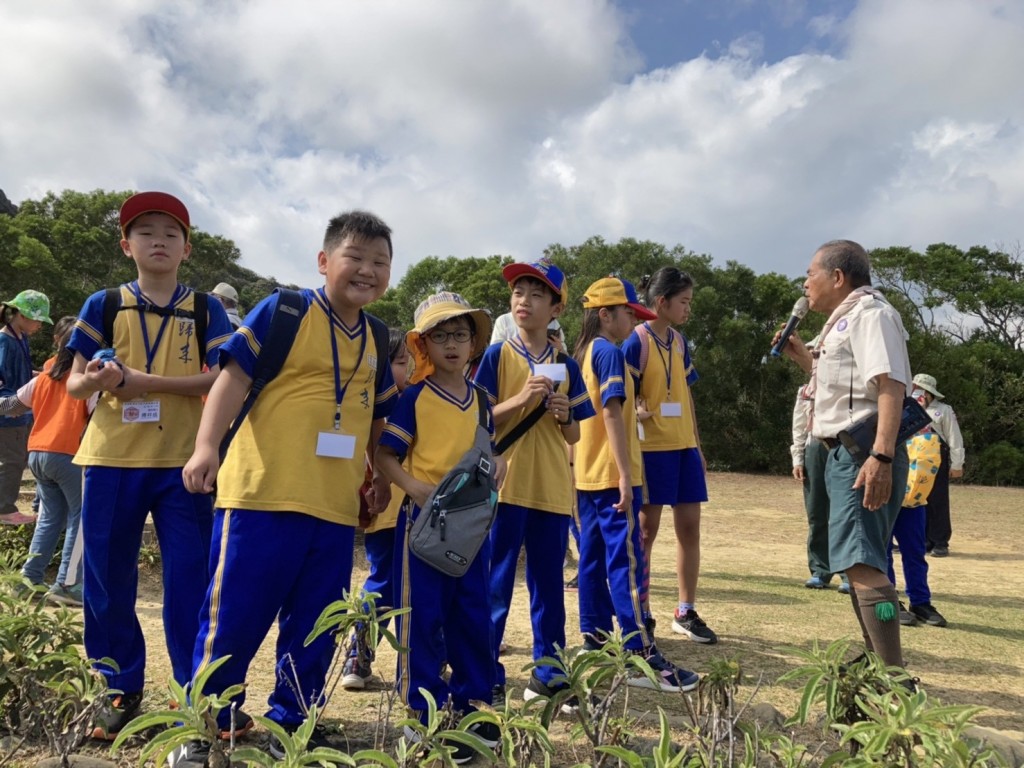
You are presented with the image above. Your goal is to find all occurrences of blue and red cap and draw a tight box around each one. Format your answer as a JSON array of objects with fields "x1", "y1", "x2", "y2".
[{"x1": 502, "y1": 259, "x2": 568, "y2": 303}]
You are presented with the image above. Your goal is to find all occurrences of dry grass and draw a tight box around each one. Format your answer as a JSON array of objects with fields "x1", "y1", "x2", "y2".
[{"x1": 9, "y1": 472, "x2": 1024, "y2": 765}]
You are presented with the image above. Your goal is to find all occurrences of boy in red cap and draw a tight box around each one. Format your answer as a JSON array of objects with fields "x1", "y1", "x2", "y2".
[{"x1": 66, "y1": 191, "x2": 234, "y2": 739}]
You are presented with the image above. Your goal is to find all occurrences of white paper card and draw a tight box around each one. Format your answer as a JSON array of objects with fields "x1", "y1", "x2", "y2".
[
  {"x1": 122, "y1": 400, "x2": 160, "y2": 423},
  {"x1": 637, "y1": 421, "x2": 646, "y2": 441},
  {"x1": 534, "y1": 363, "x2": 567, "y2": 382},
  {"x1": 660, "y1": 402, "x2": 683, "y2": 417},
  {"x1": 316, "y1": 431, "x2": 357, "y2": 459}
]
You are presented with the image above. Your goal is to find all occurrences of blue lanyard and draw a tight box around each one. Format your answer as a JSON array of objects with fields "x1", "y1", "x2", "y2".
[
  {"x1": 510, "y1": 337, "x2": 553, "y2": 376},
  {"x1": 645, "y1": 323, "x2": 674, "y2": 396},
  {"x1": 130, "y1": 283, "x2": 181, "y2": 374},
  {"x1": 318, "y1": 289, "x2": 367, "y2": 430}
]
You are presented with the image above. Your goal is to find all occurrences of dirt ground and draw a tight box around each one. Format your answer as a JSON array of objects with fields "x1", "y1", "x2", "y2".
[
  {"x1": 131, "y1": 474, "x2": 1023, "y2": 732},
  {"x1": 10, "y1": 472, "x2": 1024, "y2": 764}
]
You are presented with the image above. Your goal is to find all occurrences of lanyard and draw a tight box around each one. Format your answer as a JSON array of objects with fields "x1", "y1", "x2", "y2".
[
  {"x1": 511, "y1": 337, "x2": 553, "y2": 376},
  {"x1": 130, "y1": 283, "x2": 181, "y2": 374},
  {"x1": 645, "y1": 323, "x2": 674, "y2": 396},
  {"x1": 318, "y1": 289, "x2": 367, "y2": 430}
]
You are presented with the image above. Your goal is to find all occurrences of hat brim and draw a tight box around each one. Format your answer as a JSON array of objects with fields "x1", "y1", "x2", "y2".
[
  {"x1": 408, "y1": 307, "x2": 493, "y2": 362},
  {"x1": 915, "y1": 382, "x2": 944, "y2": 399},
  {"x1": 502, "y1": 263, "x2": 566, "y2": 302},
  {"x1": 120, "y1": 192, "x2": 191, "y2": 239},
  {"x1": 629, "y1": 302, "x2": 658, "y2": 321}
]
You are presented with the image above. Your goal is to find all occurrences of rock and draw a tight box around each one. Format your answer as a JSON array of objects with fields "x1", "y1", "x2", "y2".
[
  {"x1": 0, "y1": 190, "x2": 17, "y2": 217},
  {"x1": 965, "y1": 726, "x2": 1024, "y2": 768},
  {"x1": 745, "y1": 702, "x2": 786, "y2": 729}
]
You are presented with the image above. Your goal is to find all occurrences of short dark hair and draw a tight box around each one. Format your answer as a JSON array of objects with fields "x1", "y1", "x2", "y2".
[
  {"x1": 323, "y1": 210, "x2": 393, "y2": 258},
  {"x1": 512, "y1": 275, "x2": 561, "y2": 304},
  {"x1": 817, "y1": 240, "x2": 871, "y2": 288}
]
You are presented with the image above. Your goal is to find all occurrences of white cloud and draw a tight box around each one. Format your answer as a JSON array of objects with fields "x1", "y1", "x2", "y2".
[{"x1": 2, "y1": 0, "x2": 1024, "y2": 297}]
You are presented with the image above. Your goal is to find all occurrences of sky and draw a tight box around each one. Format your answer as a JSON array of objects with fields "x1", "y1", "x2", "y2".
[{"x1": 3, "y1": 0, "x2": 1024, "y2": 290}]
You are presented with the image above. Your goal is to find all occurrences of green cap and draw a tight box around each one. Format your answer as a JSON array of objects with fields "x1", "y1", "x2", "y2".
[{"x1": 3, "y1": 290, "x2": 53, "y2": 324}]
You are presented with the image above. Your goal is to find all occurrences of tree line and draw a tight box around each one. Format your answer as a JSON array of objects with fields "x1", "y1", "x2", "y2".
[{"x1": 2, "y1": 189, "x2": 1022, "y2": 485}]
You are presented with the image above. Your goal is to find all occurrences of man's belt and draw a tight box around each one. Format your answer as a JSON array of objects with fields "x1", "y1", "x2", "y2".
[{"x1": 821, "y1": 437, "x2": 840, "y2": 450}]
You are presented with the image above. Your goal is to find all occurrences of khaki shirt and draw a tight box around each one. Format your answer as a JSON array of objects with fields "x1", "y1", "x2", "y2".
[{"x1": 811, "y1": 293, "x2": 911, "y2": 439}]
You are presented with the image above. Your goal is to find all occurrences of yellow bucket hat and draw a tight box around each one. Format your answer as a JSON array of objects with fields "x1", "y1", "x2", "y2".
[{"x1": 406, "y1": 292, "x2": 492, "y2": 384}]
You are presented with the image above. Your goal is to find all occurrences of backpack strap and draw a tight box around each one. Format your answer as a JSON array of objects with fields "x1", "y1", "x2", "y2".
[
  {"x1": 493, "y1": 351, "x2": 567, "y2": 456},
  {"x1": 636, "y1": 323, "x2": 651, "y2": 380},
  {"x1": 219, "y1": 288, "x2": 304, "y2": 462},
  {"x1": 101, "y1": 285, "x2": 209, "y2": 364},
  {"x1": 365, "y1": 311, "x2": 390, "y2": 396}
]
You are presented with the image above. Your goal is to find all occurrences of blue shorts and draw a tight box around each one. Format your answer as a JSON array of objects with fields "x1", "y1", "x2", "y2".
[{"x1": 642, "y1": 448, "x2": 708, "y2": 506}]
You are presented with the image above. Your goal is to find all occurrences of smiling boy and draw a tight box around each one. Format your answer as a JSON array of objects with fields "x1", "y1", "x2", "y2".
[{"x1": 181, "y1": 210, "x2": 398, "y2": 756}]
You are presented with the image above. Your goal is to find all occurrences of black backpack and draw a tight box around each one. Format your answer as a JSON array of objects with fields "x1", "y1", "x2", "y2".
[{"x1": 218, "y1": 289, "x2": 390, "y2": 462}]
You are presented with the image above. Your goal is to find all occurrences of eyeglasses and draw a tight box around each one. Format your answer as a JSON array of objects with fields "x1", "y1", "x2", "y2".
[{"x1": 425, "y1": 328, "x2": 473, "y2": 344}]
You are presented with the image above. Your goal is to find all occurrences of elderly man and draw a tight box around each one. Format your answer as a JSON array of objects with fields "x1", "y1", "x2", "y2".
[
  {"x1": 781, "y1": 240, "x2": 911, "y2": 669},
  {"x1": 210, "y1": 282, "x2": 242, "y2": 329}
]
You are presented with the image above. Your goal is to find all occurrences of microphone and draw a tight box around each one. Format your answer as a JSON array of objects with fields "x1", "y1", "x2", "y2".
[{"x1": 769, "y1": 297, "x2": 810, "y2": 358}]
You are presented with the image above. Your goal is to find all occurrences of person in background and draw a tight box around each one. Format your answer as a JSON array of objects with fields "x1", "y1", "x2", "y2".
[
  {"x1": 211, "y1": 282, "x2": 243, "y2": 329},
  {"x1": 0, "y1": 290, "x2": 52, "y2": 526},
  {"x1": 0, "y1": 317, "x2": 93, "y2": 605},
  {"x1": 911, "y1": 374, "x2": 964, "y2": 558}
]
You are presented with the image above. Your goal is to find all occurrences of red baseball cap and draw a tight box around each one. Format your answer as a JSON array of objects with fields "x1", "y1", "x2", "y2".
[
  {"x1": 119, "y1": 191, "x2": 191, "y2": 240},
  {"x1": 502, "y1": 259, "x2": 568, "y2": 303}
]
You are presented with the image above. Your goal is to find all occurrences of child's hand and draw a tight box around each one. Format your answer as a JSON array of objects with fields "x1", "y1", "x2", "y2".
[
  {"x1": 409, "y1": 480, "x2": 434, "y2": 511},
  {"x1": 183, "y1": 446, "x2": 220, "y2": 494},
  {"x1": 518, "y1": 375, "x2": 553, "y2": 408},
  {"x1": 83, "y1": 357, "x2": 125, "y2": 392},
  {"x1": 365, "y1": 474, "x2": 392, "y2": 515},
  {"x1": 493, "y1": 455, "x2": 508, "y2": 489},
  {"x1": 636, "y1": 397, "x2": 653, "y2": 421},
  {"x1": 112, "y1": 367, "x2": 150, "y2": 400},
  {"x1": 614, "y1": 477, "x2": 633, "y2": 513},
  {"x1": 546, "y1": 391, "x2": 570, "y2": 422}
]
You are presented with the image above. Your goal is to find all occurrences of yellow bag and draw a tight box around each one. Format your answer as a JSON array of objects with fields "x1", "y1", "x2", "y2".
[{"x1": 902, "y1": 432, "x2": 942, "y2": 508}]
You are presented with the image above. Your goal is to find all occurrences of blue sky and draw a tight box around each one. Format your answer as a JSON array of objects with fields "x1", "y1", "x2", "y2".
[
  {"x1": 621, "y1": 0, "x2": 856, "y2": 68},
  {"x1": 2, "y1": 1, "x2": 1023, "y2": 295}
]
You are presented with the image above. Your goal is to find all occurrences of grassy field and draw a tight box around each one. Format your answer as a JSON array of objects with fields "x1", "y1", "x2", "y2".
[{"x1": 8, "y1": 472, "x2": 1024, "y2": 764}]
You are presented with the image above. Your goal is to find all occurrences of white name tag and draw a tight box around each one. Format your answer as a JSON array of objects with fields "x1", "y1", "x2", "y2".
[
  {"x1": 122, "y1": 400, "x2": 160, "y2": 423},
  {"x1": 316, "y1": 431, "x2": 356, "y2": 459},
  {"x1": 534, "y1": 363, "x2": 567, "y2": 382},
  {"x1": 660, "y1": 402, "x2": 683, "y2": 417},
  {"x1": 637, "y1": 420, "x2": 646, "y2": 442}
]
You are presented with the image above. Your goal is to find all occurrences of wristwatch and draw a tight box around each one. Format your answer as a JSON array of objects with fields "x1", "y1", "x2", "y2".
[
  {"x1": 869, "y1": 449, "x2": 893, "y2": 464},
  {"x1": 559, "y1": 411, "x2": 574, "y2": 427}
]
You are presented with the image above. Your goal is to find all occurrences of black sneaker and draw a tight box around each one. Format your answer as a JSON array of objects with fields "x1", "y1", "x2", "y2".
[
  {"x1": 402, "y1": 724, "x2": 479, "y2": 765},
  {"x1": 565, "y1": 573, "x2": 579, "y2": 591},
  {"x1": 671, "y1": 609, "x2": 718, "y2": 644},
  {"x1": 930, "y1": 546, "x2": 949, "y2": 557},
  {"x1": 910, "y1": 603, "x2": 947, "y2": 627},
  {"x1": 580, "y1": 632, "x2": 607, "y2": 653},
  {"x1": 268, "y1": 722, "x2": 336, "y2": 759},
  {"x1": 899, "y1": 601, "x2": 918, "y2": 626},
  {"x1": 90, "y1": 690, "x2": 144, "y2": 740},
  {"x1": 467, "y1": 721, "x2": 500, "y2": 749},
  {"x1": 168, "y1": 740, "x2": 211, "y2": 768},
  {"x1": 627, "y1": 647, "x2": 700, "y2": 692},
  {"x1": 522, "y1": 671, "x2": 577, "y2": 714},
  {"x1": 218, "y1": 709, "x2": 253, "y2": 741},
  {"x1": 341, "y1": 625, "x2": 373, "y2": 690},
  {"x1": 491, "y1": 683, "x2": 506, "y2": 707}
]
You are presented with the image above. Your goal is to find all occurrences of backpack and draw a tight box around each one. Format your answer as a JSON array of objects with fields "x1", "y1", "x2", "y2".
[
  {"x1": 103, "y1": 287, "x2": 209, "y2": 365},
  {"x1": 218, "y1": 288, "x2": 391, "y2": 462},
  {"x1": 407, "y1": 384, "x2": 498, "y2": 578}
]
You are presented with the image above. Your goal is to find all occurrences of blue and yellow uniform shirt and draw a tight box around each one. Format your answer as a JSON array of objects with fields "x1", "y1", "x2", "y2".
[
  {"x1": 69, "y1": 283, "x2": 233, "y2": 467},
  {"x1": 380, "y1": 379, "x2": 494, "y2": 490},
  {"x1": 474, "y1": 338, "x2": 594, "y2": 513},
  {"x1": 621, "y1": 325, "x2": 699, "y2": 451},
  {"x1": 576, "y1": 337, "x2": 643, "y2": 491},
  {"x1": 215, "y1": 289, "x2": 397, "y2": 526}
]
